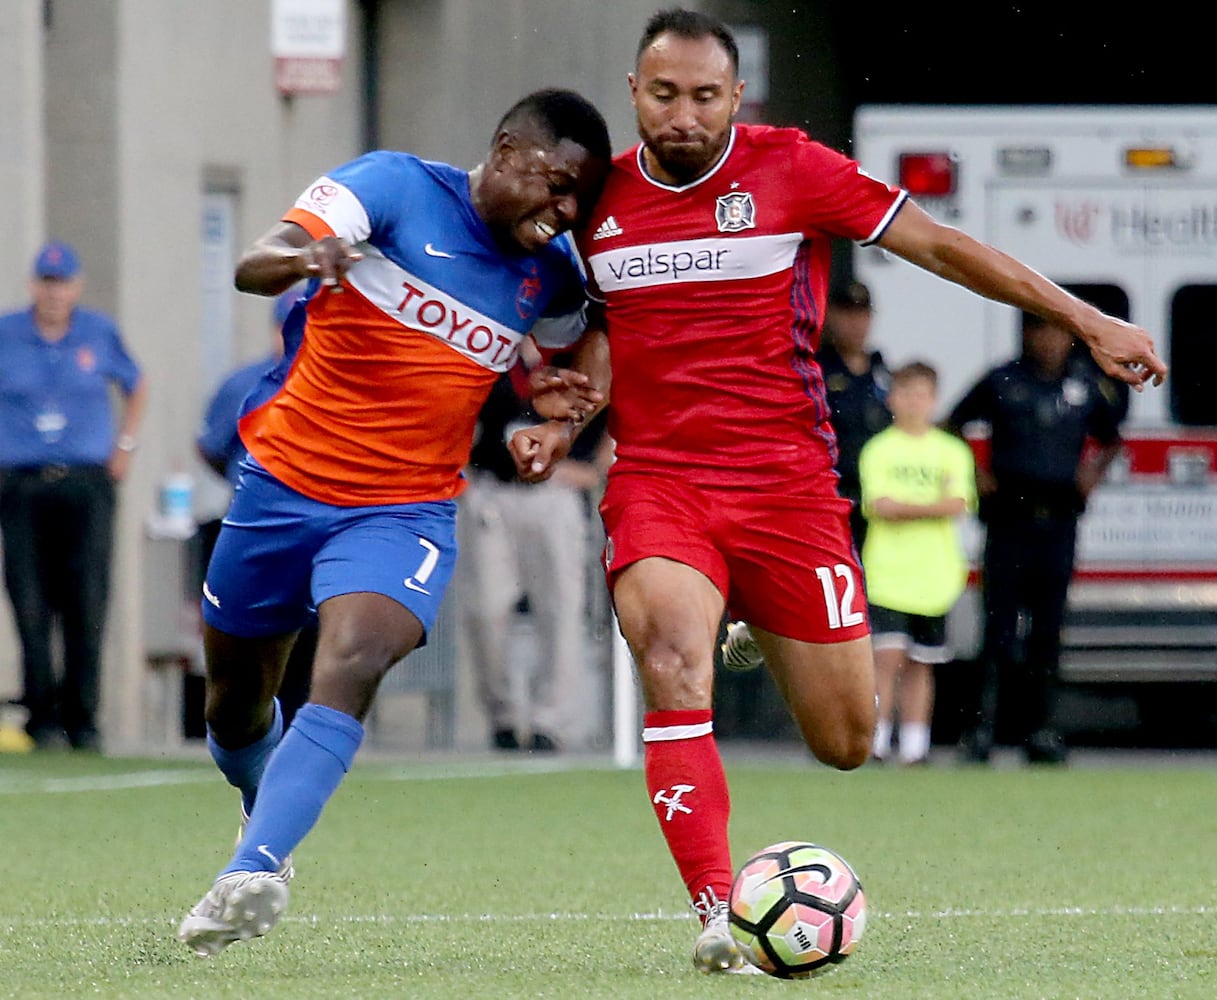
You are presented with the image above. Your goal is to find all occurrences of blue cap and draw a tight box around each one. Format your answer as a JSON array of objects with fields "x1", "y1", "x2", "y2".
[
  {"x1": 273, "y1": 285, "x2": 302, "y2": 327},
  {"x1": 33, "y1": 241, "x2": 81, "y2": 280}
]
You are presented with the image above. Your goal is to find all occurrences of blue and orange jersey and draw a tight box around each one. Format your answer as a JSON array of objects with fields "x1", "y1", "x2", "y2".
[{"x1": 238, "y1": 151, "x2": 588, "y2": 506}]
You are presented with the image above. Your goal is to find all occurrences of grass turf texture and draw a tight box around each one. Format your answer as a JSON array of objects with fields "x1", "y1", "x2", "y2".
[{"x1": 1, "y1": 751, "x2": 1214, "y2": 998}]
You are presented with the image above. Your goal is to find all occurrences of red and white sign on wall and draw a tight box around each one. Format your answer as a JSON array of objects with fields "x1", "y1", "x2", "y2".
[{"x1": 271, "y1": 0, "x2": 346, "y2": 96}]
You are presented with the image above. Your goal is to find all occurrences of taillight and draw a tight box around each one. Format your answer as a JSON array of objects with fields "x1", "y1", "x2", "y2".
[
  {"x1": 1124, "y1": 146, "x2": 1187, "y2": 170},
  {"x1": 898, "y1": 152, "x2": 958, "y2": 197}
]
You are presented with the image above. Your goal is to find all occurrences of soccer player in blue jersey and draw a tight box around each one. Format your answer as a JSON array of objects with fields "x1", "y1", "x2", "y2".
[{"x1": 177, "y1": 89, "x2": 610, "y2": 957}]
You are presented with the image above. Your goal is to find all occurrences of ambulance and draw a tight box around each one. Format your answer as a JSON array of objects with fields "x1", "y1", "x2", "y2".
[{"x1": 852, "y1": 106, "x2": 1217, "y2": 736}]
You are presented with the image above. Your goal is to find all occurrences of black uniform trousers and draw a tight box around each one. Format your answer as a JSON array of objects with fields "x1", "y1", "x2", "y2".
[
  {"x1": 972, "y1": 509, "x2": 1079, "y2": 745},
  {"x1": 0, "y1": 464, "x2": 115, "y2": 743}
]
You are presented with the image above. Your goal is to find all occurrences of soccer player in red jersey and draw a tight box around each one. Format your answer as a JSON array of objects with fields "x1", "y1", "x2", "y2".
[{"x1": 513, "y1": 8, "x2": 1167, "y2": 974}]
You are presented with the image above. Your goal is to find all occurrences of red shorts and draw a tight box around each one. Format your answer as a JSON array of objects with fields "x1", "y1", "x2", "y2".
[{"x1": 599, "y1": 468, "x2": 870, "y2": 644}]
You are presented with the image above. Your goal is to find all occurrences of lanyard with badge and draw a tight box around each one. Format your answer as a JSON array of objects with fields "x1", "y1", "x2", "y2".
[{"x1": 35, "y1": 340, "x2": 70, "y2": 444}]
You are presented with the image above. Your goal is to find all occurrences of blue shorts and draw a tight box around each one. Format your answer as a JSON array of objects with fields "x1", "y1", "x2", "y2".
[{"x1": 202, "y1": 458, "x2": 457, "y2": 641}]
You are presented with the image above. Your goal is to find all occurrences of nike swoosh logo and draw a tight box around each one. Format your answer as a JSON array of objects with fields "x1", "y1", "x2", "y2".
[
  {"x1": 403, "y1": 578, "x2": 431, "y2": 595},
  {"x1": 257, "y1": 844, "x2": 282, "y2": 868},
  {"x1": 202, "y1": 581, "x2": 221, "y2": 608},
  {"x1": 423, "y1": 243, "x2": 453, "y2": 258},
  {"x1": 763, "y1": 862, "x2": 833, "y2": 885}
]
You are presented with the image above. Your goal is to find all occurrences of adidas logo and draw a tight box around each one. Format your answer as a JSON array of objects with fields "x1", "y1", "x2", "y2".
[{"x1": 592, "y1": 215, "x2": 623, "y2": 240}]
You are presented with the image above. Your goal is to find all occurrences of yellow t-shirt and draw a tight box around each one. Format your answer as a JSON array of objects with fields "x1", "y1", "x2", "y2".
[{"x1": 859, "y1": 425, "x2": 976, "y2": 616}]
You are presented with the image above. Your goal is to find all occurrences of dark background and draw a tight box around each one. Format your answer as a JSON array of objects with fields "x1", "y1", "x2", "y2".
[
  {"x1": 715, "y1": 2, "x2": 1214, "y2": 170},
  {"x1": 831, "y1": 4, "x2": 1209, "y2": 108}
]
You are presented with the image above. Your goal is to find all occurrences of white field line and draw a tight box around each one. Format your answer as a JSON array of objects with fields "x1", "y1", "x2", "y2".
[
  {"x1": 2, "y1": 905, "x2": 1215, "y2": 930},
  {"x1": 0, "y1": 759, "x2": 619, "y2": 795},
  {"x1": 6, "y1": 747, "x2": 1216, "y2": 795},
  {"x1": 0, "y1": 770, "x2": 216, "y2": 794}
]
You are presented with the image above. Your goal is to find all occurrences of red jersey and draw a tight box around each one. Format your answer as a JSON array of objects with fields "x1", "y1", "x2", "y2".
[{"x1": 578, "y1": 124, "x2": 906, "y2": 488}]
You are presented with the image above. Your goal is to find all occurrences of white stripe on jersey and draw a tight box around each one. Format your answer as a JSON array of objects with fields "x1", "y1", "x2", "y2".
[
  {"x1": 293, "y1": 176, "x2": 371, "y2": 242},
  {"x1": 347, "y1": 246, "x2": 525, "y2": 372},
  {"x1": 860, "y1": 189, "x2": 909, "y2": 246},
  {"x1": 587, "y1": 231, "x2": 803, "y2": 293},
  {"x1": 641, "y1": 721, "x2": 714, "y2": 742}
]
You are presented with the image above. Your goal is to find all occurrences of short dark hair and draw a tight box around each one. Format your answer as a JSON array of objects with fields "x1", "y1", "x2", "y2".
[
  {"x1": 494, "y1": 88, "x2": 612, "y2": 164},
  {"x1": 891, "y1": 360, "x2": 938, "y2": 389},
  {"x1": 1020, "y1": 311, "x2": 1048, "y2": 334},
  {"x1": 829, "y1": 279, "x2": 872, "y2": 310},
  {"x1": 636, "y1": 7, "x2": 739, "y2": 74}
]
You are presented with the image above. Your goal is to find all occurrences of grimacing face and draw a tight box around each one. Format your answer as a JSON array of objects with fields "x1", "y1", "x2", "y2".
[
  {"x1": 629, "y1": 32, "x2": 743, "y2": 186},
  {"x1": 475, "y1": 129, "x2": 607, "y2": 254}
]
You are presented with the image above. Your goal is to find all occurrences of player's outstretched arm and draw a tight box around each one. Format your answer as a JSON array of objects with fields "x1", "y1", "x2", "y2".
[
  {"x1": 878, "y1": 202, "x2": 1167, "y2": 389},
  {"x1": 235, "y1": 222, "x2": 364, "y2": 296},
  {"x1": 530, "y1": 323, "x2": 612, "y2": 421}
]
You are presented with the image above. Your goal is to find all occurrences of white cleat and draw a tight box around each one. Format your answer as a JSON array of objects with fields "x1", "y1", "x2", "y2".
[
  {"x1": 720, "y1": 621, "x2": 765, "y2": 672},
  {"x1": 693, "y1": 902, "x2": 750, "y2": 974},
  {"x1": 178, "y1": 870, "x2": 290, "y2": 958},
  {"x1": 239, "y1": 804, "x2": 294, "y2": 881}
]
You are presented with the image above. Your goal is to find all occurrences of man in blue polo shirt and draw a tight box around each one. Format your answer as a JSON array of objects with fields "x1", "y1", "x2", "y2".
[{"x1": 0, "y1": 241, "x2": 148, "y2": 750}]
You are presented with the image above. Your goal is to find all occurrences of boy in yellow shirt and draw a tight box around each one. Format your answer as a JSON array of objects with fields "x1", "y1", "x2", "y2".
[{"x1": 859, "y1": 362, "x2": 976, "y2": 764}]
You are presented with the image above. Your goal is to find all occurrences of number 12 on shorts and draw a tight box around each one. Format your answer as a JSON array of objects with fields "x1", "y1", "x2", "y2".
[{"x1": 815, "y1": 564, "x2": 865, "y2": 630}]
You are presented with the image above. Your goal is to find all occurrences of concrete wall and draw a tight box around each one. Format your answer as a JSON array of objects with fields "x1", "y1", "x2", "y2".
[
  {"x1": 0, "y1": 4, "x2": 47, "y2": 711},
  {"x1": 0, "y1": 0, "x2": 365, "y2": 747},
  {"x1": 103, "y1": 0, "x2": 366, "y2": 749},
  {"x1": 0, "y1": 3, "x2": 47, "y2": 308},
  {"x1": 0, "y1": 0, "x2": 658, "y2": 750},
  {"x1": 2, "y1": 0, "x2": 852, "y2": 752},
  {"x1": 370, "y1": 0, "x2": 664, "y2": 750},
  {"x1": 374, "y1": 0, "x2": 662, "y2": 166}
]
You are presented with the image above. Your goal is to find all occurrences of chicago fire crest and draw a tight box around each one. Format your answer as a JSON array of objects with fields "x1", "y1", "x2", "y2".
[{"x1": 715, "y1": 191, "x2": 756, "y2": 232}]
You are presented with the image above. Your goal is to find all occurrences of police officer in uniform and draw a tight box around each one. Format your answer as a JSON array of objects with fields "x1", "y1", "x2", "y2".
[
  {"x1": 949, "y1": 312, "x2": 1126, "y2": 764},
  {"x1": 0, "y1": 242, "x2": 148, "y2": 750},
  {"x1": 819, "y1": 280, "x2": 892, "y2": 552}
]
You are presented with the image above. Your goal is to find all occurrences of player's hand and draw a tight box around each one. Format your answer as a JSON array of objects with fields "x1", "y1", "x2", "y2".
[
  {"x1": 295, "y1": 236, "x2": 363, "y2": 289},
  {"x1": 528, "y1": 365, "x2": 603, "y2": 421},
  {"x1": 1079, "y1": 316, "x2": 1167, "y2": 390},
  {"x1": 509, "y1": 420, "x2": 577, "y2": 483}
]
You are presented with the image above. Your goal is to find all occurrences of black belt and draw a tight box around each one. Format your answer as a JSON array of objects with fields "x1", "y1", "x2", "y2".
[{"x1": 6, "y1": 464, "x2": 105, "y2": 483}]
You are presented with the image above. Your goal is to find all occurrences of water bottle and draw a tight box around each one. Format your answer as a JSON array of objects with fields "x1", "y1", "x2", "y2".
[{"x1": 160, "y1": 472, "x2": 195, "y2": 538}]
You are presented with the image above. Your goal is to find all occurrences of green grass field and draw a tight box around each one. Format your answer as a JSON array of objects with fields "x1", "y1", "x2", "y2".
[{"x1": 1, "y1": 749, "x2": 1214, "y2": 998}]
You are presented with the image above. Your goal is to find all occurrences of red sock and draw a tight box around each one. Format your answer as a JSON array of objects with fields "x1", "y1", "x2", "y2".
[{"x1": 643, "y1": 709, "x2": 733, "y2": 921}]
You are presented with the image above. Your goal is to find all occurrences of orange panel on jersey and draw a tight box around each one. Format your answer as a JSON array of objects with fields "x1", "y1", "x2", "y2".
[
  {"x1": 240, "y1": 285, "x2": 499, "y2": 506},
  {"x1": 283, "y1": 207, "x2": 336, "y2": 241}
]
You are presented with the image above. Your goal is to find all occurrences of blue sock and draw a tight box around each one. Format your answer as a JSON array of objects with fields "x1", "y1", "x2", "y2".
[
  {"x1": 222, "y1": 703, "x2": 364, "y2": 876},
  {"x1": 207, "y1": 698, "x2": 283, "y2": 815}
]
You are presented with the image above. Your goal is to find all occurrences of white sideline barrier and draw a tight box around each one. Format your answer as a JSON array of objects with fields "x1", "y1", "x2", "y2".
[{"x1": 611, "y1": 616, "x2": 639, "y2": 768}]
